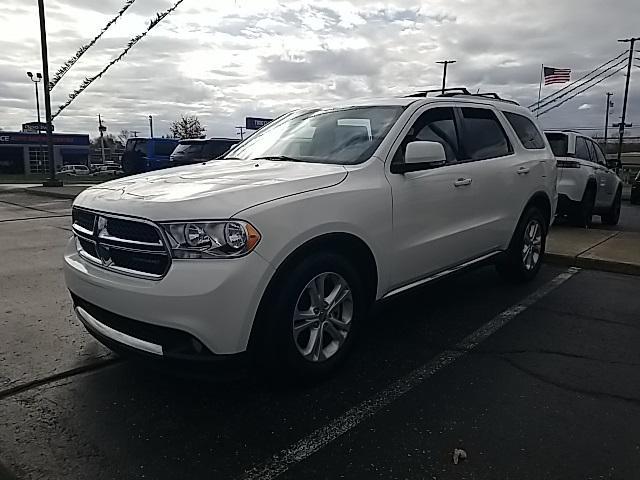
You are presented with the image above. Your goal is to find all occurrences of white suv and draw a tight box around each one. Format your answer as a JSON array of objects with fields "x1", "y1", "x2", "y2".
[
  {"x1": 60, "y1": 164, "x2": 90, "y2": 175},
  {"x1": 64, "y1": 91, "x2": 557, "y2": 378},
  {"x1": 545, "y1": 130, "x2": 622, "y2": 226}
]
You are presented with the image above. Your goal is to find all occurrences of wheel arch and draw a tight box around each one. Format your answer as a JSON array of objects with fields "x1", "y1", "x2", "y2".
[
  {"x1": 524, "y1": 191, "x2": 553, "y2": 227},
  {"x1": 248, "y1": 232, "x2": 379, "y2": 351}
]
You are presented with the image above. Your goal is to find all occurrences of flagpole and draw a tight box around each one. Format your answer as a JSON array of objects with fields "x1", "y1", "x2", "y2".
[{"x1": 536, "y1": 64, "x2": 544, "y2": 118}]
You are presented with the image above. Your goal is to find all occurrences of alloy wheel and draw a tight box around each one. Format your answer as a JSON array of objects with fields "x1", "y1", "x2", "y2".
[
  {"x1": 292, "y1": 272, "x2": 353, "y2": 362},
  {"x1": 522, "y1": 219, "x2": 543, "y2": 271}
]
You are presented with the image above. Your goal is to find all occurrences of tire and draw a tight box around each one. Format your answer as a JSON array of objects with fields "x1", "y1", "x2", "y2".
[
  {"x1": 254, "y1": 252, "x2": 368, "y2": 380},
  {"x1": 571, "y1": 185, "x2": 596, "y2": 227},
  {"x1": 496, "y1": 206, "x2": 547, "y2": 283},
  {"x1": 601, "y1": 189, "x2": 622, "y2": 225}
]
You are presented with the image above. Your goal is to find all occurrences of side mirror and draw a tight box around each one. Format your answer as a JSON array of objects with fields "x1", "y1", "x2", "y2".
[
  {"x1": 391, "y1": 141, "x2": 447, "y2": 174},
  {"x1": 607, "y1": 160, "x2": 618, "y2": 170}
]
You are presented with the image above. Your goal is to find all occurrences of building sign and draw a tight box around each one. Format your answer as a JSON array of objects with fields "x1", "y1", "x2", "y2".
[
  {"x1": 245, "y1": 117, "x2": 273, "y2": 130},
  {"x1": 22, "y1": 122, "x2": 53, "y2": 133},
  {"x1": 0, "y1": 132, "x2": 89, "y2": 146}
]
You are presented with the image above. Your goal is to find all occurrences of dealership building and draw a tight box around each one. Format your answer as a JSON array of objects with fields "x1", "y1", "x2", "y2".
[{"x1": 0, "y1": 130, "x2": 90, "y2": 175}]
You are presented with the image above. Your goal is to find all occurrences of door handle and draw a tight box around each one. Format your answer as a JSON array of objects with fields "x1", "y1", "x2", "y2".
[
  {"x1": 517, "y1": 167, "x2": 530, "y2": 175},
  {"x1": 454, "y1": 178, "x2": 472, "y2": 187}
]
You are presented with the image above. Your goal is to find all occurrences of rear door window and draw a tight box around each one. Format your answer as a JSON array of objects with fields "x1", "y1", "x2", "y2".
[
  {"x1": 460, "y1": 107, "x2": 512, "y2": 161},
  {"x1": 503, "y1": 112, "x2": 545, "y2": 149},
  {"x1": 574, "y1": 137, "x2": 591, "y2": 161},
  {"x1": 590, "y1": 140, "x2": 607, "y2": 166}
]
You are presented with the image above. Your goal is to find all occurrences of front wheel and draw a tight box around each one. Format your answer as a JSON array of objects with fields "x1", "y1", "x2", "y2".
[
  {"x1": 255, "y1": 252, "x2": 368, "y2": 380},
  {"x1": 496, "y1": 207, "x2": 547, "y2": 283}
]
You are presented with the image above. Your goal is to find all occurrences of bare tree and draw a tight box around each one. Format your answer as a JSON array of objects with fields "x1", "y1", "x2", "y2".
[
  {"x1": 170, "y1": 114, "x2": 205, "y2": 139},
  {"x1": 117, "y1": 129, "x2": 130, "y2": 145}
]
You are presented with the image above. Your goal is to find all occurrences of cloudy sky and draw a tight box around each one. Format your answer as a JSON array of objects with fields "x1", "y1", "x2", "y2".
[{"x1": 1, "y1": 0, "x2": 639, "y2": 139}]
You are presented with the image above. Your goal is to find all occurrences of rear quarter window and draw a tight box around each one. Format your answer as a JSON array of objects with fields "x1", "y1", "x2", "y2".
[
  {"x1": 544, "y1": 133, "x2": 568, "y2": 157},
  {"x1": 503, "y1": 112, "x2": 545, "y2": 149}
]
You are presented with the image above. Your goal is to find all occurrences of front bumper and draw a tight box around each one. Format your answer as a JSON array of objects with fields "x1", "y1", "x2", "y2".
[{"x1": 64, "y1": 238, "x2": 275, "y2": 356}]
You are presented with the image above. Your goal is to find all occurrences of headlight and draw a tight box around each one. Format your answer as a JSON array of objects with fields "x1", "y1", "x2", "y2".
[{"x1": 160, "y1": 221, "x2": 261, "y2": 259}]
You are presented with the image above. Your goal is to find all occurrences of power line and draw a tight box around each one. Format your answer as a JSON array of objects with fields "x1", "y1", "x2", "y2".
[
  {"x1": 537, "y1": 65, "x2": 626, "y2": 117},
  {"x1": 49, "y1": 0, "x2": 138, "y2": 90},
  {"x1": 532, "y1": 57, "x2": 627, "y2": 112},
  {"x1": 52, "y1": 0, "x2": 185, "y2": 119},
  {"x1": 528, "y1": 50, "x2": 627, "y2": 109}
]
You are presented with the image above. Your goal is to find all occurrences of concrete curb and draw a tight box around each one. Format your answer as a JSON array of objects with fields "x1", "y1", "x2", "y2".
[{"x1": 545, "y1": 253, "x2": 640, "y2": 276}]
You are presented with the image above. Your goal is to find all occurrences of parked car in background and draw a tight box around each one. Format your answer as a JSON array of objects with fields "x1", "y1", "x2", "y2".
[
  {"x1": 121, "y1": 138, "x2": 179, "y2": 175},
  {"x1": 545, "y1": 130, "x2": 622, "y2": 226},
  {"x1": 170, "y1": 138, "x2": 239, "y2": 166},
  {"x1": 631, "y1": 171, "x2": 640, "y2": 205},
  {"x1": 65, "y1": 90, "x2": 556, "y2": 379},
  {"x1": 92, "y1": 164, "x2": 123, "y2": 176},
  {"x1": 60, "y1": 164, "x2": 90, "y2": 175}
]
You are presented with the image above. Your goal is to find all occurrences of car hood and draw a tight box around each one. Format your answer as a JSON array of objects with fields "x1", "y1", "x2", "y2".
[{"x1": 73, "y1": 160, "x2": 348, "y2": 220}]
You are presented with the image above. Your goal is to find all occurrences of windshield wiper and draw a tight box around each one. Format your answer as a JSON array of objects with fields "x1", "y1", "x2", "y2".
[{"x1": 252, "y1": 155, "x2": 304, "y2": 162}]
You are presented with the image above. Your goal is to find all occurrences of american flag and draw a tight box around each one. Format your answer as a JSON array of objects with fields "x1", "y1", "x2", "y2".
[{"x1": 544, "y1": 66, "x2": 571, "y2": 85}]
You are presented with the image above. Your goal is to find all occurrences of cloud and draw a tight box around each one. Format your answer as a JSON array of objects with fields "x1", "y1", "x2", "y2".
[
  {"x1": 0, "y1": 0, "x2": 639, "y2": 138},
  {"x1": 261, "y1": 48, "x2": 383, "y2": 82}
]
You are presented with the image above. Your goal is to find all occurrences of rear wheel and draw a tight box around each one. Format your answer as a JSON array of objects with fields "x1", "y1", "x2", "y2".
[
  {"x1": 571, "y1": 185, "x2": 596, "y2": 227},
  {"x1": 255, "y1": 252, "x2": 368, "y2": 380},
  {"x1": 601, "y1": 189, "x2": 622, "y2": 225},
  {"x1": 496, "y1": 206, "x2": 547, "y2": 283}
]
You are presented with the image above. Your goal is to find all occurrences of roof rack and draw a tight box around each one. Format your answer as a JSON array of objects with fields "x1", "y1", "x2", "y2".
[
  {"x1": 404, "y1": 87, "x2": 520, "y2": 106},
  {"x1": 405, "y1": 88, "x2": 470, "y2": 98}
]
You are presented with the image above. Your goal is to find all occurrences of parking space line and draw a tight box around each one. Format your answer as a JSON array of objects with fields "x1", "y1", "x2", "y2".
[{"x1": 240, "y1": 267, "x2": 580, "y2": 480}]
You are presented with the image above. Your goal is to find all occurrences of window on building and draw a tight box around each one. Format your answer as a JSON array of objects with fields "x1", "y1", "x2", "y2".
[{"x1": 28, "y1": 147, "x2": 49, "y2": 174}]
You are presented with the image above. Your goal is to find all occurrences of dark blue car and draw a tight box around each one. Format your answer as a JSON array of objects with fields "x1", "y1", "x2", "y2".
[{"x1": 121, "y1": 138, "x2": 179, "y2": 175}]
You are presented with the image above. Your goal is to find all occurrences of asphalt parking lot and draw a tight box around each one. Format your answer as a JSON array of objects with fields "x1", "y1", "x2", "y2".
[{"x1": 1, "y1": 191, "x2": 640, "y2": 480}]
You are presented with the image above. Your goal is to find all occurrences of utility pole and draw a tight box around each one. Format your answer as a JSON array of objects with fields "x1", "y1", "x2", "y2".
[
  {"x1": 37, "y1": 0, "x2": 61, "y2": 186},
  {"x1": 98, "y1": 114, "x2": 106, "y2": 164},
  {"x1": 436, "y1": 60, "x2": 456, "y2": 94},
  {"x1": 236, "y1": 126, "x2": 245, "y2": 140},
  {"x1": 148, "y1": 115, "x2": 154, "y2": 138},
  {"x1": 616, "y1": 37, "x2": 639, "y2": 172},
  {"x1": 603, "y1": 92, "x2": 613, "y2": 157}
]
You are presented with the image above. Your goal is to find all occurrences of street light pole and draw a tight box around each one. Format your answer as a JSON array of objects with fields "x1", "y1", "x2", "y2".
[
  {"x1": 27, "y1": 71, "x2": 44, "y2": 172},
  {"x1": 436, "y1": 60, "x2": 456, "y2": 94},
  {"x1": 148, "y1": 115, "x2": 154, "y2": 138},
  {"x1": 37, "y1": 0, "x2": 61, "y2": 186}
]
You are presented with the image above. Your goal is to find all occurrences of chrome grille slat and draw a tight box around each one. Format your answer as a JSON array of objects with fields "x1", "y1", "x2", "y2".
[{"x1": 72, "y1": 207, "x2": 171, "y2": 280}]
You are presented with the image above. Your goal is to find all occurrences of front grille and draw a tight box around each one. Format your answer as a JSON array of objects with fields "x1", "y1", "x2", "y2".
[
  {"x1": 104, "y1": 217, "x2": 162, "y2": 244},
  {"x1": 72, "y1": 207, "x2": 170, "y2": 279}
]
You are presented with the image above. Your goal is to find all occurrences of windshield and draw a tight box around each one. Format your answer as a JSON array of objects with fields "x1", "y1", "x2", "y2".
[
  {"x1": 545, "y1": 132, "x2": 568, "y2": 157},
  {"x1": 226, "y1": 106, "x2": 404, "y2": 165}
]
